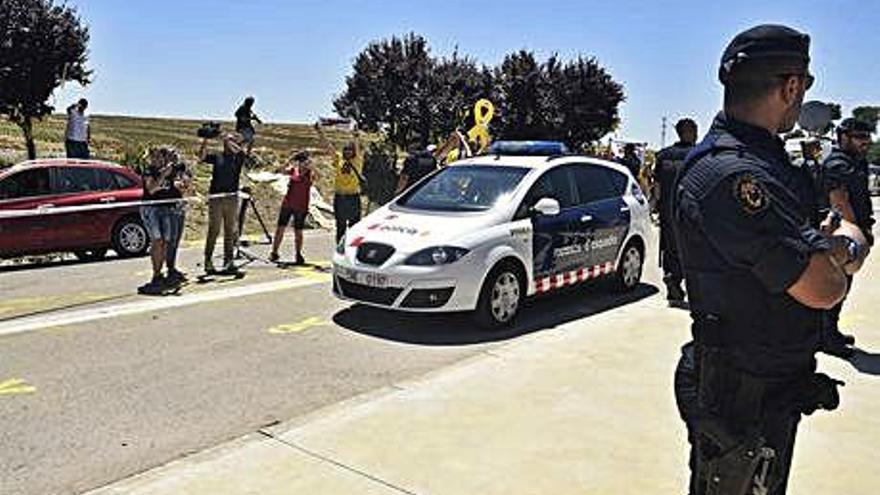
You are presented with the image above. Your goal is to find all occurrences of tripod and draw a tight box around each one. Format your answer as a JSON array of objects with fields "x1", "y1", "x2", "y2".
[{"x1": 234, "y1": 186, "x2": 274, "y2": 267}]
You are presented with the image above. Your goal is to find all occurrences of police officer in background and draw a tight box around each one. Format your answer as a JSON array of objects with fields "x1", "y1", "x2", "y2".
[
  {"x1": 618, "y1": 143, "x2": 642, "y2": 179},
  {"x1": 672, "y1": 25, "x2": 868, "y2": 494},
  {"x1": 654, "y1": 118, "x2": 697, "y2": 304},
  {"x1": 816, "y1": 117, "x2": 876, "y2": 359},
  {"x1": 396, "y1": 146, "x2": 438, "y2": 195}
]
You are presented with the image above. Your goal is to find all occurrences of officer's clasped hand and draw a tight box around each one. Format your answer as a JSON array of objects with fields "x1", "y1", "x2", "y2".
[{"x1": 799, "y1": 373, "x2": 844, "y2": 415}]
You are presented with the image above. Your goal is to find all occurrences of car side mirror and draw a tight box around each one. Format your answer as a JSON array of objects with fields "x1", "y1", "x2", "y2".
[{"x1": 531, "y1": 197, "x2": 560, "y2": 217}]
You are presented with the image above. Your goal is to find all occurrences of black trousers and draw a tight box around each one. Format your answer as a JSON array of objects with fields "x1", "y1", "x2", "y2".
[
  {"x1": 65, "y1": 140, "x2": 90, "y2": 159},
  {"x1": 674, "y1": 346, "x2": 802, "y2": 495},
  {"x1": 660, "y1": 221, "x2": 683, "y2": 286},
  {"x1": 334, "y1": 194, "x2": 362, "y2": 243}
]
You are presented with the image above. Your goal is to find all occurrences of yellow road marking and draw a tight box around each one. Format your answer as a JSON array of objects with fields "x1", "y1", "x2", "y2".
[
  {"x1": 0, "y1": 293, "x2": 119, "y2": 319},
  {"x1": 268, "y1": 317, "x2": 328, "y2": 335},
  {"x1": 0, "y1": 378, "x2": 36, "y2": 396}
]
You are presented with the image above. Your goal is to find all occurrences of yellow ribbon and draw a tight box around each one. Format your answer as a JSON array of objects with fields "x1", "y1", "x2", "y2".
[{"x1": 466, "y1": 99, "x2": 495, "y2": 153}]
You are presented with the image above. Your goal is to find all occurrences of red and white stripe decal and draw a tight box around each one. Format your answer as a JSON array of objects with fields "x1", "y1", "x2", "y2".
[{"x1": 534, "y1": 261, "x2": 615, "y2": 294}]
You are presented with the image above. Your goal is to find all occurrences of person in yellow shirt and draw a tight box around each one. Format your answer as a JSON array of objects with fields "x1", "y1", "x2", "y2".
[{"x1": 315, "y1": 123, "x2": 365, "y2": 242}]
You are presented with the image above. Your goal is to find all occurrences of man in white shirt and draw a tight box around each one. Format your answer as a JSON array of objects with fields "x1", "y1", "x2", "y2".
[{"x1": 65, "y1": 99, "x2": 90, "y2": 159}]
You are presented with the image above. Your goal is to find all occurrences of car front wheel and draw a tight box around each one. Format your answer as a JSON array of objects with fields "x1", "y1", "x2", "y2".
[
  {"x1": 112, "y1": 217, "x2": 149, "y2": 257},
  {"x1": 474, "y1": 262, "x2": 523, "y2": 330}
]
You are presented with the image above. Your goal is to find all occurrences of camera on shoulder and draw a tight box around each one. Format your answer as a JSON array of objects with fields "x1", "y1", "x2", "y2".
[{"x1": 197, "y1": 122, "x2": 222, "y2": 139}]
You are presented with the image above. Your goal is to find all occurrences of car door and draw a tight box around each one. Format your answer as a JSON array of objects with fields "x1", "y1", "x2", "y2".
[
  {"x1": 0, "y1": 167, "x2": 54, "y2": 256},
  {"x1": 516, "y1": 165, "x2": 584, "y2": 283},
  {"x1": 46, "y1": 166, "x2": 112, "y2": 249},
  {"x1": 572, "y1": 164, "x2": 631, "y2": 269}
]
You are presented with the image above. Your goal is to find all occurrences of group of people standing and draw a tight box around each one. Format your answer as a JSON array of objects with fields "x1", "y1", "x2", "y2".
[
  {"x1": 136, "y1": 131, "x2": 249, "y2": 294},
  {"x1": 651, "y1": 24, "x2": 873, "y2": 494},
  {"x1": 135, "y1": 96, "x2": 265, "y2": 294},
  {"x1": 655, "y1": 110, "x2": 874, "y2": 359}
]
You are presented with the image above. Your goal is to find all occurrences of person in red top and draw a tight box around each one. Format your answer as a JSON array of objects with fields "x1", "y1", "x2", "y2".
[{"x1": 270, "y1": 150, "x2": 316, "y2": 265}]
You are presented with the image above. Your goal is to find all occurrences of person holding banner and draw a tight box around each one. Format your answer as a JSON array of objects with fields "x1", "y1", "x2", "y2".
[
  {"x1": 315, "y1": 123, "x2": 365, "y2": 242},
  {"x1": 199, "y1": 133, "x2": 247, "y2": 274},
  {"x1": 138, "y1": 147, "x2": 191, "y2": 295}
]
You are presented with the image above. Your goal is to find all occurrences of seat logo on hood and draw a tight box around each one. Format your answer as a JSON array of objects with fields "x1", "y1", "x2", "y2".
[{"x1": 366, "y1": 223, "x2": 427, "y2": 236}]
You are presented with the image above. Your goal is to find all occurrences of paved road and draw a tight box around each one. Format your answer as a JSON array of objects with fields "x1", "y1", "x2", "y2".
[
  {"x1": 4, "y1": 200, "x2": 878, "y2": 495},
  {"x1": 0, "y1": 230, "x2": 661, "y2": 495}
]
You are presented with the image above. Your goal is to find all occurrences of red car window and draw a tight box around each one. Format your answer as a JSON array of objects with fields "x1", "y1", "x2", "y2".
[
  {"x1": 0, "y1": 168, "x2": 51, "y2": 200},
  {"x1": 109, "y1": 170, "x2": 137, "y2": 189},
  {"x1": 55, "y1": 167, "x2": 101, "y2": 194}
]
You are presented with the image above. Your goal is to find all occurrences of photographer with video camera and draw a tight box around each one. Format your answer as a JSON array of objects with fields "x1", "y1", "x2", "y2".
[
  {"x1": 315, "y1": 122, "x2": 365, "y2": 242},
  {"x1": 198, "y1": 131, "x2": 247, "y2": 275},
  {"x1": 138, "y1": 147, "x2": 192, "y2": 295}
]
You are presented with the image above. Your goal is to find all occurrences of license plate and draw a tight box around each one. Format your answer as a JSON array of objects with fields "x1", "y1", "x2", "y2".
[{"x1": 341, "y1": 268, "x2": 388, "y2": 288}]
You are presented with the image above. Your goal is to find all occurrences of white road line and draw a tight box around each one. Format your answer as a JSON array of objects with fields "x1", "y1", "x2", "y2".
[{"x1": 0, "y1": 277, "x2": 326, "y2": 337}]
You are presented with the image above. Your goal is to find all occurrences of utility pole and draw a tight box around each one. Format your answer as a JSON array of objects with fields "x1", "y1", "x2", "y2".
[{"x1": 660, "y1": 116, "x2": 668, "y2": 149}]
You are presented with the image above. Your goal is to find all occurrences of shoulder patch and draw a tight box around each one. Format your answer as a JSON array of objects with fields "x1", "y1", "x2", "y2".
[{"x1": 732, "y1": 174, "x2": 768, "y2": 215}]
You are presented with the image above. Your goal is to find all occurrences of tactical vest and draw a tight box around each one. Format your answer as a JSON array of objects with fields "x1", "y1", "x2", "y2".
[
  {"x1": 673, "y1": 132, "x2": 822, "y2": 378},
  {"x1": 656, "y1": 143, "x2": 692, "y2": 223},
  {"x1": 819, "y1": 149, "x2": 874, "y2": 238}
]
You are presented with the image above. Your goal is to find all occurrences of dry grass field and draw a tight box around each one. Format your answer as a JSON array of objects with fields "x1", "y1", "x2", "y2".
[{"x1": 0, "y1": 114, "x2": 367, "y2": 241}]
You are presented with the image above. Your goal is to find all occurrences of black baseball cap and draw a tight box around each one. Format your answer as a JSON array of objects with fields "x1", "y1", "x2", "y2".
[
  {"x1": 838, "y1": 118, "x2": 875, "y2": 135},
  {"x1": 719, "y1": 24, "x2": 811, "y2": 85}
]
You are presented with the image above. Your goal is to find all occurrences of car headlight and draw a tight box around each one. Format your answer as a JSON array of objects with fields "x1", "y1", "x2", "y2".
[
  {"x1": 404, "y1": 246, "x2": 470, "y2": 266},
  {"x1": 336, "y1": 237, "x2": 346, "y2": 255}
]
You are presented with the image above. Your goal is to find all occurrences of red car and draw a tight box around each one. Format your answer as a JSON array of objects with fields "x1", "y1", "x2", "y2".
[{"x1": 0, "y1": 159, "x2": 149, "y2": 260}]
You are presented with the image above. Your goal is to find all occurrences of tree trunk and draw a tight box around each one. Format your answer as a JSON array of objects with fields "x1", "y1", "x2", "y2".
[{"x1": 21, "y1": 116, "x2": 37, "y2": 160}]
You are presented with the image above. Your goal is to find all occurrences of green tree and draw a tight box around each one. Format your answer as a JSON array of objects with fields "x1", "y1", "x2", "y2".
[
  {"x1": 491, "y1": 50, "x2": 554, "y2": 141},
  {"x1": 852, "y1": 106, "x2": 880, "y2": 130},
  {"x1": 333, "y1": 33, "x2": 433, "y2": 150},
  {"x1": 336, "y1": 36, "x2": 626, "y2": 153},
  {"x1": 426, "y1": 51, "x2": 493, "y2": 145},
  {"x1": 868, "y1": 144, "x2": 880, "y2": 164},
  {"x1": 0, "y1": 0, "x2": 91, "y2": 159},
  {"x1": 552, "y1": 56, "x2": 625, "y2": 148},
  {"x1": 492, "y1": 51, "x2": 624, "y2": 149}
]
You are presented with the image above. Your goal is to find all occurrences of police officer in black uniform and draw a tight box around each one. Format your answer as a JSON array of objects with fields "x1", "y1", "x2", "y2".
[
  {"x1": 816, "y1": 117, "x2": 876, "y2": 358},
  {"x1": 654, "y1": 118, "x2": 698, "y2": 304},
  {"x1": 671, "y1": 25, "x2": 869, "y2": 494}
]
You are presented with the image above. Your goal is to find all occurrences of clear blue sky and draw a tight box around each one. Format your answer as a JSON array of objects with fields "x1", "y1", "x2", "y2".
[{"x1": 56, "y1": 0, "x2": 880, "y2": 148}]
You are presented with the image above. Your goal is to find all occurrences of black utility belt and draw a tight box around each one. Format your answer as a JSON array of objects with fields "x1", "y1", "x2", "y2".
[{"x1": 695, "y1": 344, "x2": 841, "y2": 418}]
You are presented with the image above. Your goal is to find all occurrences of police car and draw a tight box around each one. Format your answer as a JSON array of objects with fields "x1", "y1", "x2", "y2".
[{"x1": 332, "y1": 141, "x2": 651, "y2": 328}]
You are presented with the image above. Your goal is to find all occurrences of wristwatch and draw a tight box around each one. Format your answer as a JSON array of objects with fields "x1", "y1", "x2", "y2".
[
  {"x1": 838, "y1": 235, "x2": 861, "y2": 265},
  {"x1": 828, "y1": 209, "x2": 843, "y2": 229}
]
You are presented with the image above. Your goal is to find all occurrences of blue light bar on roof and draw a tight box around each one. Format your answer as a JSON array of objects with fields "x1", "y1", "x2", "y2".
[{"x1": 487, "y1": 141, "x2": 569, "y2": 156}]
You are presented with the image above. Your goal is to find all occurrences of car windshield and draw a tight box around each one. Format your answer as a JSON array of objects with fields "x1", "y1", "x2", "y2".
[{"x1": 397, "y1": 165, "x2": 530, "y2": 212}]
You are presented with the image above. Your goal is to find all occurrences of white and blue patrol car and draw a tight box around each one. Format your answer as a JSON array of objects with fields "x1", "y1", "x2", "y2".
[{"x1": 332, "y1": 141, "x2": 651, "y2": 328}]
